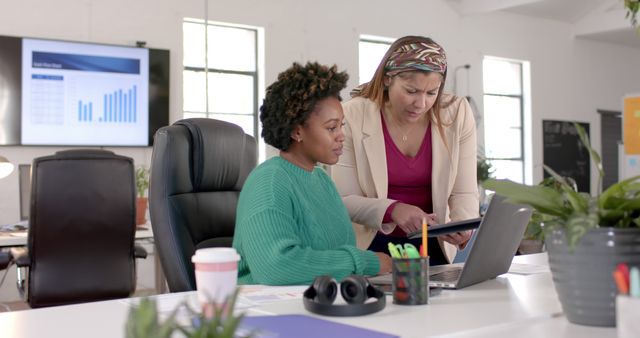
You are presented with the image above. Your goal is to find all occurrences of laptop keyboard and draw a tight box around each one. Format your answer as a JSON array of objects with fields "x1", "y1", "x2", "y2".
[{"x1": 430, "y1": 268, "x2": 462, "y2": 283}]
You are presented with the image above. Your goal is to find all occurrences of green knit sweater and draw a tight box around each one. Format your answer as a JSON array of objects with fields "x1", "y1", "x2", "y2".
[{"x1": 233, "y1": 156, "x2": 380, "y2": 285}]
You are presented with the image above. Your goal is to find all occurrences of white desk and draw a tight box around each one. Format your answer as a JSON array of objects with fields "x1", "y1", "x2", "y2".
[
  {"x1": 0, "y1": 228, "x2": 154, "y2": 247},
  {"x1": 0, "y1": 253, "x2": 617, "y2": 338},
  {"x1": 0, "y1": 227, "x2": 165, "y2": 294}
]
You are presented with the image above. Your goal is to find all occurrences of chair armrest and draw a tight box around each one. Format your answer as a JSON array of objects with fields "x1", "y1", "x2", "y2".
[
  {"x1": 134, "y1": 245, "x2": 148, "y2": 259},
  {"x1": 9, "y1": 247, "x2": 30, "y2": 267},
  {"x1": 0, "y1": 252, "x2": 10, "y2": 269}
]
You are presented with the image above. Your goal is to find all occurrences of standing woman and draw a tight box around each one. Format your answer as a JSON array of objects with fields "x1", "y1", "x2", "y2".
[
  {"x1": 233, "y1": 62, "x2": 392, "y2": 285},
  {"x1": 331, "y1": 36, "x2": 479, "y2": 264}
]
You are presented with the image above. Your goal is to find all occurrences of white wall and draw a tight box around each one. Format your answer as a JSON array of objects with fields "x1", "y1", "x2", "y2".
[{"x1": 1, "y1": 0, "x2": 640, "y2": 224}]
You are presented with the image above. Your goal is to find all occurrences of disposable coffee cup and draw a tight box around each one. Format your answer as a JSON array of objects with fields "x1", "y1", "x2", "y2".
[{"x1": 192, "y1": 247, "x2": 241, "y2": 309}]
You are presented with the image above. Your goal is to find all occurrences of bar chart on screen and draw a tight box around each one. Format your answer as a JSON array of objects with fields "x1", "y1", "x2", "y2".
[
  {"x1": 77, "y1": 85, "x2": 139, "y2": 124},
  {"x1": 21, "y1": 38, "x2": 149, "y2": 146}
]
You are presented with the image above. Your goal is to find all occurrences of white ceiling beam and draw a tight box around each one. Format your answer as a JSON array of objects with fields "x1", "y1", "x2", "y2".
[
  {"x1": 451, "y1": 0, "x2": 543, "y2": 15},
  {"x1": 573, "y1": 0, "x2": 631, "y2": 37}
]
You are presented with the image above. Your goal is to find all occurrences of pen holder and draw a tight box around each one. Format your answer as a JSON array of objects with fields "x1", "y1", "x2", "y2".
[
  {"x1": 617, "y1": 295, "x2": 640, "y2": 338},
  {"x1": 392, "y1": 257, "x2": 429, "y2": 305}
]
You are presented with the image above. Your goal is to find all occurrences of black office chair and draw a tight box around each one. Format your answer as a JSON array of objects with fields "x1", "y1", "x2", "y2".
[
  {"x1": 12, "y1": 149, "x2": 146, "y2": 308},
  {"x1": 0, "y1": 251, "x2": 10, "y2": 270},
  {"x1": 149, "y1": 118, "x2": 256, "y2": 292}
]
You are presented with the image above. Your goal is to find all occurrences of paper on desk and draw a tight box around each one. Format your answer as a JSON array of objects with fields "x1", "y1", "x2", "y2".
[
  {"x1": 120, "y1": 292, "x2": 254, "y2": 314},
  {"x1": 239, "y1": 285, "x2": 307, "y2": 304},
  {"x1": 507, "y1": 263, "x2": 550, "y2": 275},
  {"x1": 9, "y1": 232, "x2": 27, "y2": 237},
  {"x1": 119, "y1": 285, "x2": 305, "y2": 321},
  {"x1": 0, "y1": 220, "x2": 29, "y2": 232}
]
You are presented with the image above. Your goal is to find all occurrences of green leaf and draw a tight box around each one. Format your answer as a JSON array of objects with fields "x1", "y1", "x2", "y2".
[
  {"x1": 542, "y1": 165, "x2": 588, "y2": 213},
  {"x1": 125, "y1": 298, "x2": 176, "y2": 338},
  {"x1": 565, "y1": 214, "x2": 597, "y2": 249},
  {"x1": 574, "y1": 123, "x2": 604, "y2": 193},
  {"x1": 177, "y1": 288, "x2": 253, "y2": 338},
  {"x1": 135, "y1": 166, "x2": 150, "y2": 198},
  {"x1": 600, "y1": 175, "x2": 640, "y2": 209},
  {"x1": 482, "y1": 179, "x2": 569, "y2": 217}
]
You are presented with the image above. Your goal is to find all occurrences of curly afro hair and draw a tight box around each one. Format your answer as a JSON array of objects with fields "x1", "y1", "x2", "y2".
[{"x1": 260, "y1": 62, "x2": 349, "y2": 151}]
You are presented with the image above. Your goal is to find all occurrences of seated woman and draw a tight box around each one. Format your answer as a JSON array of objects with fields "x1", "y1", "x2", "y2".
[{"x1": 233, "y1": 62, "x2": 392, "y2": 285}]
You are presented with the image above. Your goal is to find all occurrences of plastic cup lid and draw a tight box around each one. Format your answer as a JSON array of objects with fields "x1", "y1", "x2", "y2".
[{"x1": 192, "y1": 247, "x2": 241, "y2": 264}]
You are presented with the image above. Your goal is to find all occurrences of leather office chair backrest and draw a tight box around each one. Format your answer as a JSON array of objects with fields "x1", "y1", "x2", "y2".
[
  {"x1": 149, "y1": 118, "x2": 257, "y2": 292},
  {"x1": 27, "y1": 149, "x2": 138, "y2": 308},
  {"x1": 0, "y1": 252, "x2": 10, "y2": 270}
]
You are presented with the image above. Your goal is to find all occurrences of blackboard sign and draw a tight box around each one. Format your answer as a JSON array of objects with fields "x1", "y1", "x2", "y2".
[{"x1": 542, "y1": 120, "x2": 590, "y2": 193}]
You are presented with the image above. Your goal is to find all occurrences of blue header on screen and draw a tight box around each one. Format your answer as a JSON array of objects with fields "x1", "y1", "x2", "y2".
[
  {"x1": 31, "y1": 74, "x2": 63, "y2": 80},
  {"x1": 32, "y1": 51, "x2": 141, "y2": 74}
]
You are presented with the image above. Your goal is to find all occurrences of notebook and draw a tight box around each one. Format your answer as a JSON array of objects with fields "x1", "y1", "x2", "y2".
[
  {"x1": 368, "y1": 194, "x2": 532, "y2": 289},
  {"x1": 240, "y1": 314, "x2": 399, "y2": 338}
]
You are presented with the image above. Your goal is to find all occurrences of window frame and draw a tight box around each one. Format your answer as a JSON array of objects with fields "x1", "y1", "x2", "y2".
[
  {"x1": 482, "y1": 57, "x2": 527, "y2": 184},
  {"x1": 182, "y1": 19, "x2": 260, "y2": 141},
  {"x1": 358, "y1": 35, "x2": 394, "y2": 85}
]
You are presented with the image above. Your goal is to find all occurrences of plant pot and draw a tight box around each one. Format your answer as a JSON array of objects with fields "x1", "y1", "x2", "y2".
[
  {"x1": 545, "y1": 228, "x2": 640, "y2": 327},
  {"x1": 136, "y1": 197, "x2": 148, "y2": 226},
  {"x1": 518, "y1": 239, "x2": 544, "y2": 255}
]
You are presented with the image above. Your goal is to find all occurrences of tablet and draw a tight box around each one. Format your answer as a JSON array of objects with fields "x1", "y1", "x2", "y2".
[{"x1": 407, "y1": 217, "x2": 482, "y2": 239}]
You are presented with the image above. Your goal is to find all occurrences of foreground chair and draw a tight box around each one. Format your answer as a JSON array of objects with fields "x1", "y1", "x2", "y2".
[
  {"x1": 149, "y1": 118, "x2": 256, "y2": 292},
  {"x1": 13, "y1": 149, "x2": 146, "y2": 308}
]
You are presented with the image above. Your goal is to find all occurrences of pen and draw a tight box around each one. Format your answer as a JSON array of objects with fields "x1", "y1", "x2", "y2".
[
  {"x1": 613, "y1": 270, "x2": 629, "y2": 295},
  {"x1": 421, "y1": 217, "x2": 428, "y2": 257},
  {"x1": 403, "y1": 244, "x2": 420, "y2": 259},
  {"x1": 617, "y1": 263, "x2": 630, "y2": 284},
  {"x1": 395, "y1": 244, "x2": 407, "y2": 258},
  {"x1": 388, "y1": 242, "x2": 402, "y2": 259}
]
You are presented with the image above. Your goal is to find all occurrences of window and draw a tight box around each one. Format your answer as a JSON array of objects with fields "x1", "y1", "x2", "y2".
[
  {"x1": 482, "y1": 57, "x2": 530, "y2": 184},
  {"x1": 358, "y1": 35, "x2": 393, "y2": 85},
  {"x1": 183, "y1": 19, "x2": 263, "y2": 159}
]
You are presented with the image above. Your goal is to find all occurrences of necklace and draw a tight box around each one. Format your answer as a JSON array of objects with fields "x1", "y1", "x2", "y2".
[{"x1": 384, "y1": 110, "x2": 419, "y2": 142}]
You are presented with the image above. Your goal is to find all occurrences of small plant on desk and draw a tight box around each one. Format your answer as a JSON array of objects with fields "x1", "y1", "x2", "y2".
[
  {"x1": 135, "y1": 166, "x2": 150, "y2": 226},
  {"x1": 125, "y1": 289, "x2": 253, "y2": 338},
  {"x1": 125, "y1": 297, "x2": 176, "y2": 338},
  {"x1": 135, "y1": 167, "x2": 150, "y2": 199}
]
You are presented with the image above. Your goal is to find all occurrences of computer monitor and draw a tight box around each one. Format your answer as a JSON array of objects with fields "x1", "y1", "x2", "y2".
[{"x1": 19, "y1": 164, "x2": 31, "y2": 220}]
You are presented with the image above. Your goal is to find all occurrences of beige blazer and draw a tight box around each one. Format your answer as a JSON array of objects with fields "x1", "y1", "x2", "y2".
[{"x1": 330, "y1": 94, "x2": 479, "y2": 262}]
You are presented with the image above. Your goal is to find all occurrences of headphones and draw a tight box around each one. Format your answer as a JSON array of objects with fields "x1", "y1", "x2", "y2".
[{"x1": 303, "y1": 275, "x2": 386, "y2": 317}]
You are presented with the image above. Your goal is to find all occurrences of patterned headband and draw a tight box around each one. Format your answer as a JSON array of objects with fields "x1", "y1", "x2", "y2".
[{"x1": 384, "y1": 41, "x2": 447, "y2": 76}]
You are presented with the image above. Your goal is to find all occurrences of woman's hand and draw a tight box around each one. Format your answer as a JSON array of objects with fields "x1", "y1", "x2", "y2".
[
  {"x1": 442, "y1": 230, "x2": 472, "y2": 248},
  {"x1": 375, "y1": 252, "x2": 393, "y2": 274},
  {"x1": 390, "y1": 203, "x2": 436, "y2": 234}
]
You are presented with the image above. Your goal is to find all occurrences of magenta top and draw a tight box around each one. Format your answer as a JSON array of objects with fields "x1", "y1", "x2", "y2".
[{"x1": 381, "y1": 112, "x2": 433, "y2": 237}]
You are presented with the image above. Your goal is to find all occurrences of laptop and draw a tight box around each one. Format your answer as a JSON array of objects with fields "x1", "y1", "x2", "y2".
[{"x1": 368, "y1": 194, "x2": 532, "y2": 289}]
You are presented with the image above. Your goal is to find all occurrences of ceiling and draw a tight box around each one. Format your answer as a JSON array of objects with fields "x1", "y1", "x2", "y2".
[{"x1": 445, "y1": 0, "x2": 640, "y2": 48}]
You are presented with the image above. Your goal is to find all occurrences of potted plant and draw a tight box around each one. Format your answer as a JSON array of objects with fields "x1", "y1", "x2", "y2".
[
  {"x1": 517, "y1": 176, "x2": 578, "y2": 255},
  {"x1": 126, "y1": 289, "x2": 253, "y2": 338},
  {"x1": 477, "y1": 150, "x2": 495, "y2": 214},
  {"x1": 483, "y1": 123, "x2": 640, "y2": 327},
  {"x1": 476, "y1": 155, "x2": 494, "y2": 184},
  {"x1": 135, "y1": 166, "x2": 150, "y2": 226}
]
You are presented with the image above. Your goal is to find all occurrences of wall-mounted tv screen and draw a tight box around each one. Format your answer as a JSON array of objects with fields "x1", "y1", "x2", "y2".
[{"x1": 0, "y1": 35, "x2": 169, "y2": 146}]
